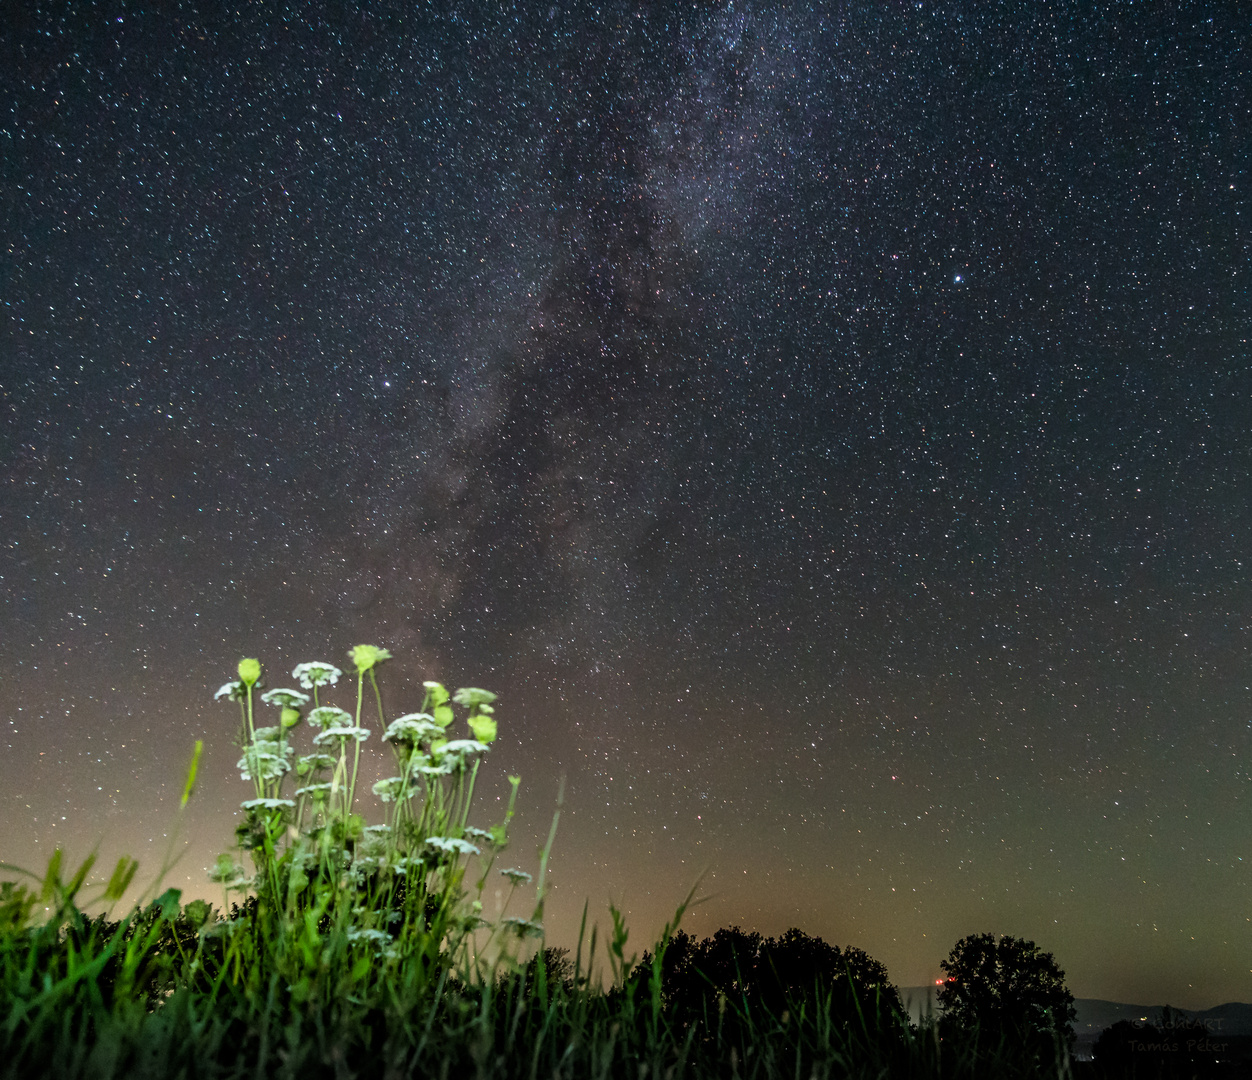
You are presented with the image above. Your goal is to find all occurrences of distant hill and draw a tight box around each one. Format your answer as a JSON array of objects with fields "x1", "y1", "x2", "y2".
[
  {"x1": 1070, "y1": 1000, "x2": 1252, "y2": 1038},
  {"x1": 897, "y1": 987, "x2": 1252, "y2": 1037}
]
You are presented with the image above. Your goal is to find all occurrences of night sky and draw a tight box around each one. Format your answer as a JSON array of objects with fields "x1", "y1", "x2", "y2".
[{"x1": 3, "y1": 1, "x2": 1249, "y2": 1009}]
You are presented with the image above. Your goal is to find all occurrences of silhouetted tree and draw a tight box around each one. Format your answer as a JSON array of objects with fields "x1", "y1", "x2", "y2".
[
  {"x1": 938, "y1": 933, "x2": 1076, "y2": 1055},
  {"x1": 758, "y1": 928, "x2": 901, "y2": 1024},
  {"x1": 531, "y1": 946, "x2": 576, "y2": 992},
  {"x1": 643, "y1": 925, "x2": 902, "y2": 1039}
]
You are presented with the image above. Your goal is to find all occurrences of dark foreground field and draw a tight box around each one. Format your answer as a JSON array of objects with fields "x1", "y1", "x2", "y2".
[{"x1": 4, "y1": 878, "x2": 1251, "y2": 1080}]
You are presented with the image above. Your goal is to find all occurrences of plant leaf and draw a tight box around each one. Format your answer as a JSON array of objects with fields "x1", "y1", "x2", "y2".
[
  {"x1": 468, "y1": 713, "x2": 497, "y2": 744},
  {"x1": 39, "y1": 849, "x2": 63, "y2": 904},
  {"x1": 104, "y1": 856, "x2": 139, "y2": 902},
  {"x1": 181, "y1": 739, "x2": 203, "y2": 808}
]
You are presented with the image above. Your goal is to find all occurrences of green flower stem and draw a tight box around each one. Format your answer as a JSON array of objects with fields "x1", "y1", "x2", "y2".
[
  {"x1": 414, "y1": 775, "x2": 435, "y2": 839},
  {"x1": 348, "y1": 671, "x2": 365, "y2": 814},
  {"x1": 262, "y1": 815, "x2": 282, "y2": 901},
  {"x1": 341, "y1": 751, "x2": 353, "y2": 830},
  {"x1": 479, "y1": 880, "x2": 520, "y2": 957},
  {"x1": 532, "y1": 777, "x2": 564, "y2": 925},
  {"x1": 390, "y1": 762, "x2": 416, "y2": 844},
  {"x1": 245, "y1": 686, "x2": 262, "y2": 800},
  {"x1": 368, "y1": 667, "x2": 385, "y2": 727},
  {"x1": 245, "y1": 683, "x2": 256, "y2": 744},
  {"x1": 455, "y1": 764, "x2": 480, "y2": 835},
  {"x1": 474, "y1": 778, "x2": 519, "y2": 894}
]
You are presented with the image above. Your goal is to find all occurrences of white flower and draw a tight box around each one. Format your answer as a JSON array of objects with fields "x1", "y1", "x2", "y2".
[
  {"x1": 295, "y1": 783, "x2": 333, "y2": 799},
  {"x1": 425, "y1": 836, "x2": 480, "y2": 856},
  {"x1": 452, "y1": 687, "x2": 497, "y2": 707},
  {"x1": 410, "y1": 758, "x2": 454, "y2": 777},
  {"x1": 346, "y1": 928, "x2": 391, "y2": 946},
  {"x1": 261, "y1": 687, "x2": 309, "y2": 708},
  {"x1": 292, "y1": 661, "x2": 342, "y2": 689},
  {"x1": 237, "y1": 746, "x2": 291, "y2": 781},
  {"x1": 435, "y1": 739, "x2": 490, "y2": 770},
  {"x1": 241, "y1": 798, "x2": 295, "y2": 811},
  {"x1": 251, "y1": 726, "x2": 282, "y2": 743},
  {"x1": 500, "y1": 867, "x2": 532, "y2": 886},
  {"x1": 440, "y1": 739, "x2": 490, "y2": 758},
  {"x1": 383, "y1": 714, "x2": 443, "y2": 744},
  {"x1": 372, "y1": 777, "x2": 409, "y2": 803},
  {"x1": 463, "y1": 826, "x2": 494, "y2": 844},
  {"x1": 313, "y1": 726, "x2": 370, "y2": 745},
  {"x1": 215, "y1": 680, "x2": 245, "y2": 702},
  {"x1": 296, "y1": 753, "x2": 337, "y2": 775},
  {"x1": 308, "y1": 706, "x2": 354, "y2": 730}
]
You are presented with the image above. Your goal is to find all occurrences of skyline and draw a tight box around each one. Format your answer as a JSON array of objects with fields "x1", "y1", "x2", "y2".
[{"x1": 2, "y1": 0, "x2": 1248, "y2": 1008}]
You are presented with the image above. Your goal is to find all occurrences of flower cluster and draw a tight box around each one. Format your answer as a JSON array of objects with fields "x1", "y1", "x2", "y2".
[{"x1": 208, "y1": 648, "x2": 538, "y2": 962}]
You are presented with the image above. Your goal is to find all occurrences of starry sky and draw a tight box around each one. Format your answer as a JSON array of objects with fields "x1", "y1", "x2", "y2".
[{"x1": 3, "y1": 0, "x2": 1249, "y2": 1009}]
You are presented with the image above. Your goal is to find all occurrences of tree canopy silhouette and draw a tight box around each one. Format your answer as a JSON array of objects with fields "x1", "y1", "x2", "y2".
[
  {"x1": 644, "y1": 926, "x2": 902, "y2": 1034},
  {"x1": 938, "y1": 933, "x2": 1076, "y2": 1053}
]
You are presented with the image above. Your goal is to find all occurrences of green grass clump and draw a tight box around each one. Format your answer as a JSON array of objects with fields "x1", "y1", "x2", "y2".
[{"x1": 1, "y1": 647, "x2": 1082, "y2": 1079}]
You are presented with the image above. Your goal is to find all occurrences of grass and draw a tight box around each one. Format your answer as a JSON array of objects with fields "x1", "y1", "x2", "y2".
[{"x1": 0, "y1": 647, "x2": 1089, "y2": 1079}]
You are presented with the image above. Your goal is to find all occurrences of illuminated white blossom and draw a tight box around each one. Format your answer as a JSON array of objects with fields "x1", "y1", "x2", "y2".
[
  {"x1": 215, "y1": 680, "x2": 245, "y2": 702},
  {"x1": 292, "y1": 661, "x2": 342, "y2": 689},
  {"x1": 308, "y1": 706, "x2": 354, "y2": 730},
  {"x1": 436, "y1": 739, "x2": 490, "y2": 770},
  {"x1": 383, "y1": 714, "x2": 443, "y2": 745},
  {"x1": 313, "y1": 726, "x2": 370, "y2": 745},
  {"x1": 261, "y1": 688, "x2": 309, "y2": 708},
  {"x1": 500, "y1": 868, "x2": 532, "y2": 886},
  {"x1": 296, "y1": 753, "x2": 337, "y2": 775},
  {"x1": 372, "y1": 777, "x2": 409, "y2": 803},
  {"x1": 237, "y1": 745, "x2": 291, "y2": 782},
  {"x1": 425, "y1": 836, "x2": 480, "y2": 856},
  {"x1": 453, "y1": 687, "x2": 497, "y2": 707},
  {"x1": 410, "y1": 758, "x2": 454, "y2": 777},
  {"x1": 241, "y1": 798, "x2": 295, "y2": 811},
  {"x1": 440, "y1": 739, "x2": 490, "y2": 758}
]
